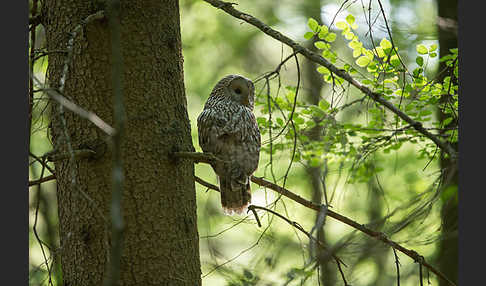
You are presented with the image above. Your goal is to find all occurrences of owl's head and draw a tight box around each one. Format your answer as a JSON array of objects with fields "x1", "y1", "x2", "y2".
[{"x1": 217, "y1": 74, "x2": 255, "y2": 110}]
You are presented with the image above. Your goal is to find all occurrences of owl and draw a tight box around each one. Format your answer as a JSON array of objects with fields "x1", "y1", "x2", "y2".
[{"x1": 197, "y1": 75, "x2": 261, "y2": 215}]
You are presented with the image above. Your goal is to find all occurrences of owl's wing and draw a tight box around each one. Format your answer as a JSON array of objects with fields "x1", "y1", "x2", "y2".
[
  {"x1": 197, "y1": 106, "x2": 259, "y2": 153},
  {"x1": 197, "y1": 108, "x2": 230, "y2": 155}
]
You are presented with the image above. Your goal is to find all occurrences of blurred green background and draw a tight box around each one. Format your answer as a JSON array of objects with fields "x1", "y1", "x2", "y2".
[{"x1": 29, "y1": 0, "x2": 457, "y2": 285}]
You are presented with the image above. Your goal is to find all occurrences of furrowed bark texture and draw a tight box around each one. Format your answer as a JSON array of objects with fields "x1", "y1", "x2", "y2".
[
  {"x1": 436, "y1": 0, "x2": 458, "y2": 285},
  {"x1": 44, "y1": 1, "x2": 201, "y2": 285}
]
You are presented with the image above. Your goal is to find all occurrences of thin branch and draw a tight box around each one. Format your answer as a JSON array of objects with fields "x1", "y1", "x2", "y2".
[
  {"x1": 172, "y1": 151, "x2": 225, "y2": 165},
  {"x1": 195, "y1": 176, "x2": 220, "y2": 192},
  {"x1": 248, "y1": 205, "x2": 348, "y2": 283},
  {"x1": 32, "y1": 77, "x2": 115, "y2": 136},
  {"x1": 247, "y1": 207, "x2": 262, "y2": 227},
  {"x1": 282, "y1": 53, "x2": 300, "y2": 188},
  {"x1": 29, "y1": 175, "x2": 56, "y2": 187},
  {"x1": 178, "y1": 151, "x2": 456, "y2": 286},
  {"x1": 29, "y1": 152, "x2": 56, "y2": 175},
  {"x1": 46, "y1": 149, "x2": 97, "y2": 162},
  {"x1": 393, "y1": 248, "x2": 401, "y2": 286},
  {"x1": 59, "y1": 10, "x2": 105, "y2": 95},
  {"x1": 31, "y1": 157, "x2": 54, "y2": 286},
  {"x1": 202, "y1": 0, "x2": 457, "y2": 160}
]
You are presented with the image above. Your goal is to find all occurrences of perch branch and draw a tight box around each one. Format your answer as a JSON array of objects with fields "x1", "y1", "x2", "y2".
[
  {"x1": 202, "y1": 0, "x2": 457, "y2": 160},
  {"x1": 175, "y1": 151, "x2": 456, "y2": 286}
]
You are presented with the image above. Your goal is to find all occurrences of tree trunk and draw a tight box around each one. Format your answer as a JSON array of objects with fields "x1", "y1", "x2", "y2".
[
  {"x1": 436, "y1": 0, "x2": 458, "y2": 285},
  {"x1": 43, "y1": 1, "x2": 201, "y2": 285}
]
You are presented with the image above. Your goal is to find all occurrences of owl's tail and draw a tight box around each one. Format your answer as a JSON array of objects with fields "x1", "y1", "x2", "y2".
[{"x1": 219, "y1": 176, "x2": 252, "y2": 215}]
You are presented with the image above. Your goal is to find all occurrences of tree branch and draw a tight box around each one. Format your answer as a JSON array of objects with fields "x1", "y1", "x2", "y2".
[
  {"x1": 175, "y1": 151, "x2": 456, "y2": 286},
  {"x1": 29, "y1": 175, "x2": 56, "y2": 187},
  {"x1": 32, "y1": 77, "x2": 115, "y2": 136},
  {"x1": 202, "y1": 0, "x2": 457, "y2": 161}
]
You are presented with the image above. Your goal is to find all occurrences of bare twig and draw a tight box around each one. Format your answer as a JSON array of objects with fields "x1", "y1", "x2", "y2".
[
  {"x1": 172, "y1": 151, "x2": 225, "y2": 165},
  {"x1": 46, "y1": 149, "x2": 96, "y2": 162},
  {"x1": 393, "y1": 248, "x2": 401, "y2": 286},
  {"x1": 29, "y1": 175, "x2": 56, "y2": 187},
  {"x1": 195, "y1": 176, "x2": 220, "y2": 192},
  {"x1": 59, "y1": 10, "x2": 105, "y2": 95},
  {"x1": 282, "y1": 53, "x2": 300, "y2": 188},
  {"x1": 177, "y1": 151, "x2": 456, "y2": 286},
  {"x1": 31, "y1": 157, "x2": 54, "y2": 286},
  {"x1": 32, "y1": 77, "x2": 115, "y2": 136},
  {"x1": 202, "y1": 0, "x2": 457, "y2": 160},
  {"x1": 29, "y1": 152, "x2": 56, "y2": 175},
  {"x1": 248, "y1": 205, "x2": 348, "y2": 283},
  {"x1": 247, "y1": 207, "x2": 262, "y2": 227}
]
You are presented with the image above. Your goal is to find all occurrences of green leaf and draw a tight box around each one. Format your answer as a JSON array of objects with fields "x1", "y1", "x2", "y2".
[
  {"x1": 364, "y1": 49, "x2": 374, "y2": 61},
  {"x1": 309, "y1": 105, "x2": 325, "y2": 116},
  {"x1": 317, "y1": 66, "x2": 330, "y2": 74},
  {"x1": 390, "y1": 55, "x2": 400, "y2": 67},
  {"x1": 304, "y1": 31, "x2": 314, "y2": 40},
  {"x1": 314, "y1": 41, "x2": 327, "y2": 49},
  {"x1": 336, "y1": 21, "x2": 348, "y2": 30},
  {"x1": 442, "y1": 117, "x2": 453, "y2": 126},
  {"x1": 367, "y1": 62, "x2": 378, "y2": 72},
  {"x1": 429, "y1": 44, "x2": 438, "y2": 52},
  {"x1": 257, "y1": 117, "x2": 266, "y2": 125},
  {"x1": 319, "y1": 99, "x2": 330, "y2": 110},
  {"x1": 343, "y1": 30, "x2": 354, "y2": 40},
  {"x1": 319, "y1": 25, "x2": 329, "y2": 34},
  {"x1": 356, "y1": 55, "x2": 371, "y2": 67},
  {"x1": 306, "y1": 120, "x2": 316, "y2": 128},
  {"x1": 416, "y1": 44, "x2": 428, "y2": 55},
  {"x1": 345, "y1": 14, "x2": 355, "y2": 25},
  {"x1": 324, "y1": 32, "x2": 336, "y2": 42},
  {"x1": 380, "y1": 38, "x2": 392, "y2": 50},
  {"x1": 317, "y1": 30, "x2": 327, "y2": 39},
  {"x1": 353, "y1": 49, "x2": 362, "y2": 58},
  {"x1": 430, "y1": 52, "x2": 437, "y2": 58},
  {"x1": 348, "y1": 40, "x2": 362, "y2": 50},
  {"x1": 308, "y1": 18, "x2": 319, "y2": 32},
  {"x1": 294, "y1": 116, "x2": 305, "y2": 125},
  {"x1": 375, "y1": 47, "x2": 386, "y2": 58},
  {"x1": 416, "y1": 56, "x2": 424, "y2": 66}
]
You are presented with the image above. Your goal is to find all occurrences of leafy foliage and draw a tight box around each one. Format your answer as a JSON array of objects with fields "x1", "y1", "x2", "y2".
[{"x1": 255, "y1": 15, "x2": 458, "y2": 183}]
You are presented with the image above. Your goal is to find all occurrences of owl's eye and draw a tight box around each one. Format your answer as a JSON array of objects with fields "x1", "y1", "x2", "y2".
[{"x1": 234, "y1": 88, "x2": 242, "y2": 94}]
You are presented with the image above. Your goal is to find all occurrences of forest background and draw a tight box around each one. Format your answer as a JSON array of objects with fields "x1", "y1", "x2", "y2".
[{"x1": 28, "y1": 0, "x2": 459, "y2": 285}]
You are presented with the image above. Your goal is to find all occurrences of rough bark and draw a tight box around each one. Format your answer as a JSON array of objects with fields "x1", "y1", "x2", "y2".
[
  {"x1": 43, "y1": 1, "x2": 201, "y2": 285},
  {"x1": 436, "y1": 0, "x2": 458, "y2": 285}
]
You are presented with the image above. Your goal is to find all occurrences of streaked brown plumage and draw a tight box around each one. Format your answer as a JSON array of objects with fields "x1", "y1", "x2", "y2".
[{"x1": 197, "y1": 75, "x2": 261, "y2": 215}]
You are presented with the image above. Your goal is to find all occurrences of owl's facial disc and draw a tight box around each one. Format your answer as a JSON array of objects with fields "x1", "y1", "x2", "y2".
[{"x1": 229, "y1": 78, "x2": 251, "y2": 107}]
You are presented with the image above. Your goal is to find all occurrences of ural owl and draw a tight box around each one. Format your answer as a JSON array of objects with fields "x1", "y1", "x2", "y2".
[{"x1": 197, "y1": 75, "x2": 261, "y2": 215}]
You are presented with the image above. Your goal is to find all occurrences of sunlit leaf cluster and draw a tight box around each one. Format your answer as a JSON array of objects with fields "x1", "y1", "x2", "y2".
[{"x1": 254, "y1": 14, "x2": 458, "y2": 183}]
